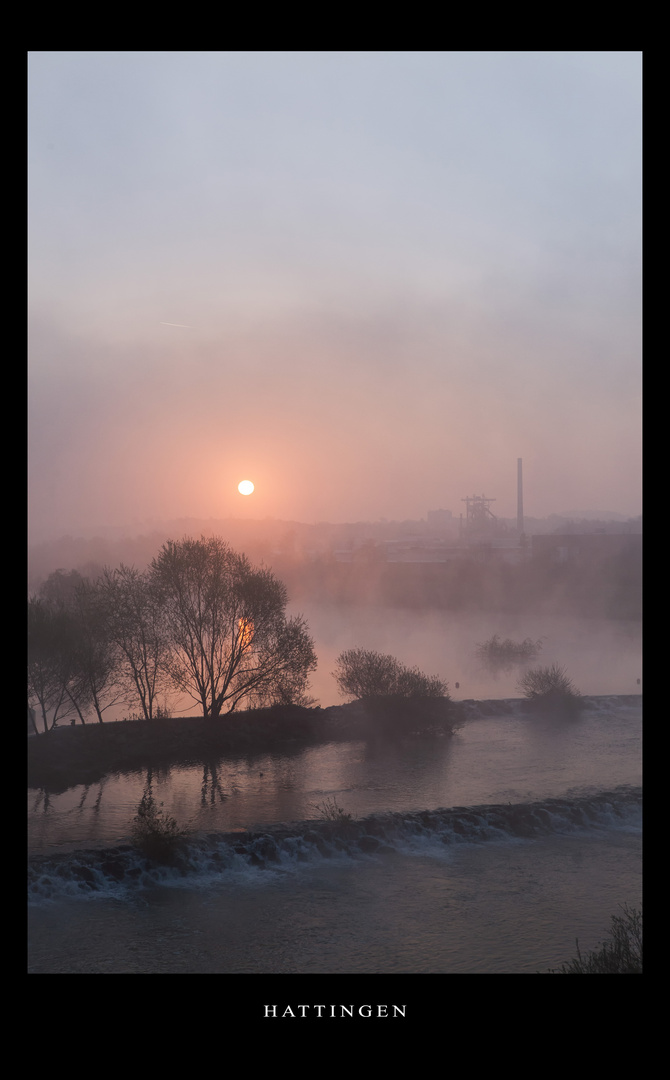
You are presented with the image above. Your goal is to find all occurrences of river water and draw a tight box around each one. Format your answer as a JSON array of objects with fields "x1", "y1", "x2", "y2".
[{"x1": 28, "y1": 694, "x2": 641, "y2": 977}]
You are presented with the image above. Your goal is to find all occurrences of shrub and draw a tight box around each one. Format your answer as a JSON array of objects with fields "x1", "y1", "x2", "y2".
[
  {"x1": 548, "y1": 906, "x2": 642, "y2": 974},
  {"x1": 310, "y1": 796, "x2": 352, "y2": 823},
  {"x1": 517, "y1": 664, "x2": 582, "y2": 714},
  {"x1": 332, "y1": 648, "x2": 448, "y2": 701},
  {"x1": 131, "y1": 793, "x2": 189, "y2": 864},
  {"x1": 476, "y1": 634, "x2": 543, "y2": 668}
]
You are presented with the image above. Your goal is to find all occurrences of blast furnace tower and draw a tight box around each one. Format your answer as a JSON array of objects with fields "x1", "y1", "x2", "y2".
[{"x1": 461, "y1": 494, "x2": 497, "y2": 540}]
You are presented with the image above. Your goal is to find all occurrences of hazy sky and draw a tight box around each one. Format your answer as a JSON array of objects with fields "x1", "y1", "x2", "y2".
[{"x1": 28, "y1": 51, "x2": 642, "y2": 541}]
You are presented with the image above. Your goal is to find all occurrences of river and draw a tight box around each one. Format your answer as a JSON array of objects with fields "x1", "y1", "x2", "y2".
[{"x1": 28, "y1": 694, "x2": 641, "y2": 978}]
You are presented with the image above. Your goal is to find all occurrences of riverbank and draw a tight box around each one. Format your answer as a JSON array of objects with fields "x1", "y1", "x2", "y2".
[
  {"x1": 28, "y1": 696, "x2": 641, "y2": 792},
  {"x1": 28, "y1": 698, "x2": 466, "y2": 790}
]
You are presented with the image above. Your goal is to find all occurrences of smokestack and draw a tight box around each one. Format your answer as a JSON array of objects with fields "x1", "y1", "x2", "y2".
[{"x1": 517, "y1": 458, "x2": 524, "y2": 533}]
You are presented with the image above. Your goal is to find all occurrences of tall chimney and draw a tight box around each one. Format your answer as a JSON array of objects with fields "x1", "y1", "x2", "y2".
[{"x1": 517, "y1": 458, "x2": 524, "y2": 533}]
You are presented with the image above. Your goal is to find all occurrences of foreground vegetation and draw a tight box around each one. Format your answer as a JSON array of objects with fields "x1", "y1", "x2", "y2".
[
  {"x1": 28, "y1": 536, "x2": 317, "y2": 731},
  {"x1": 310, "y1": 796, "x2": 352, "y2": 823},
  {"x1": 333, "y1": 648, "x2": 449, "y2": 700},
  {"x1": 517, "y1": 664, "x2": 583, "y2": 715},
  {"x1": 547, "y1": 907, "x2": 642, "y2": 973},
  {"x1": 131, "y1": 793, "x2": 189, "y2": 864}
]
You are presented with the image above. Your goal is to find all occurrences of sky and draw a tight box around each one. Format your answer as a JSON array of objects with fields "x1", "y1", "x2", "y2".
[{"x1": 28, "y1": 51, "x2": 642, "y2": 542}]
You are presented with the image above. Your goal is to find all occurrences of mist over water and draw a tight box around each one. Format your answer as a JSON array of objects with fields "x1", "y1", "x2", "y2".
[
  {"x1": 28, "y1": 699, "x2": 641, "y2": 857},
  {"x1": 289, "y1": 604, "x2": 641, "y2": 706},
  {"x1": 28, "y1": 698, "x2": 641, "y2": 973},
  {"x1": 28, "y1": 52, "x2": 641, "y2": 538},
  {"x1": 28, "y1": 50, "x2": 642, "y2": 976},
  {"x1": 60, "y1": 602, "x2": 640, "y2": 721},
  {"x1": 28, "y1": 556, "x2": 642, "y2": 974}
]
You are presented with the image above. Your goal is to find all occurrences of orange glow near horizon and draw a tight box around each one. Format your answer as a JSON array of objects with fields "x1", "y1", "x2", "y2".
[{"x1": 237, "y1": 618, "x2": 254, "y2": 650}]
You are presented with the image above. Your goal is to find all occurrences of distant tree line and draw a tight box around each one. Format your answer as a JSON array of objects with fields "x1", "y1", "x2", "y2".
[
  {"x1": 276, "y1": 549, "x2": 641, "y2": 618},
  {"x1": 29, "y1": 525, "x2": 642, "y2": 622},
  {"x1": 28, "y1": 536, "x2": 317, "y2": 733}
]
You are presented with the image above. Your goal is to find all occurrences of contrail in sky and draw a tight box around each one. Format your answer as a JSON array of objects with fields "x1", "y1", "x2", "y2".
[{"x1": 160, "y1": 322, "x2": 193, "y2": 328}]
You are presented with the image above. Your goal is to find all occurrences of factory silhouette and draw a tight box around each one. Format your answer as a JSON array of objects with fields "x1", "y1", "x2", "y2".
[{"x1": 28, "y1": 457, "x2": 641, "y2": 620}]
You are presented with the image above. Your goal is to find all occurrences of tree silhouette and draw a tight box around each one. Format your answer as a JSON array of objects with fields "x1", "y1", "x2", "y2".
[{"x1": 149, "y1": 536, "x2": 316, "y2": 717}]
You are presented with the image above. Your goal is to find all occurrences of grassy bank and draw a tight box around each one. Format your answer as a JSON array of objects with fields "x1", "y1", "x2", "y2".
[{"x1": 27, "y1": 700, "x2": 459, "y2": 790}]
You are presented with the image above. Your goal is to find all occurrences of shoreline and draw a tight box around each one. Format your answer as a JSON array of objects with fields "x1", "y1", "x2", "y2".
[{"x1": 27, "y1": 695, "x2": 641, "y2": 792}]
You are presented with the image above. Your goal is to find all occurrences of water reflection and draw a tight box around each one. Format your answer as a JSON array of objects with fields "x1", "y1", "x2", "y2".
[
  {"x1": 200, "y1": 762, "x2": 228, "y2": 806},
  {"x1": 28, "y1": 701, "x2": 641, "y2": 858}
]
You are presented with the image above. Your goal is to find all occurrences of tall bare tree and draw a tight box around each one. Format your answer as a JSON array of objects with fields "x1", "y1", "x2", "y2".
[
  {"x1": 27, "y1": 599, "x2": 81, "y2": 731},
  {"x1": 150, "y1": 536, "x2": 317, "y2": 717},
  {"x1": 68, "y1": 579, "x2": 128, "y2": 722},
  {"x1": 33, "y1": 570, "x2": 126, "y2": 725},
  {"x1": 97, "y1": 565, "x2": 169, "y2": 721}
]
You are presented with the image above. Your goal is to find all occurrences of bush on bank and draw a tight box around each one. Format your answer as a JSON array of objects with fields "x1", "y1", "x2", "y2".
[
  {"x1": 547, "y1": 906, "x2": 642, "y2": 974},
  {"x1": 131, "y1": 793, "x2": 189, "y2": 864},
  {"x1": 333, "y1": 648, "x2": 449, "y2": 701},
  {"x1": 517, "y1": 664, "x2": 583, "y2": 715}
]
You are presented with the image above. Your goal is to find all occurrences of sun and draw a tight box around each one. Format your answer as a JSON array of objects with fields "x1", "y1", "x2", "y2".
[{"x1": 238, "y1": 480, "x2": 255, "y2": 496}]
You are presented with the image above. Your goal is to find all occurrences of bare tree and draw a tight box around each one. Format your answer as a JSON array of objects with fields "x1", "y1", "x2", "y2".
[
  {"x1": 97, "y1": 565, "x2": 169, "y2": 721},
  {"x1": 27, "y1": 599, "x2": 81, "y2": 731},
  {"x1": 34, "y1": 570, "x2": 126, "y2": 724},
  {"x1": 149, "y1": 536, "x2": 317, "y2": 717},
  {"x1": 68, "y1": 579, "x2": 128, "y2": 722}
]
